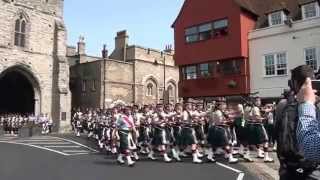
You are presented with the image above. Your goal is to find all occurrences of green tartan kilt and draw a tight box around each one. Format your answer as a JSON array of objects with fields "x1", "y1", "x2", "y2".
[
  {"x1": 180, "y1": 127, "x2": 197, "y2": 146},
  {"x1": 247, "y1": 123, "x2": 268, "y2": 145},
  {"x1": 118, "y1": 130, "x2": 130, "y2": 152},
  {"x1": 234, "y1": 117, "x2": 248, "y2": 143},
  {"x1": 152, "y1": 127, "x2": 169, "y2": 146},
  {"x1": 195, "y1": 125, "x2": 205, "y2": 142},
  {"x1": 172, "y1": 126, "x2": 182, "y2": 146},
  {"x1": 207, "y1": 126, "x2": 231, "y2": 147}
]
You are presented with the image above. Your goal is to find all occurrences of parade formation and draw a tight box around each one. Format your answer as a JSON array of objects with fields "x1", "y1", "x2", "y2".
[
  {"x1": 71, "y1": 97, "x2": 276, "y2": 167},
  {"x1": 0, "y1": 113, "x2": 53, "y2": 136}
]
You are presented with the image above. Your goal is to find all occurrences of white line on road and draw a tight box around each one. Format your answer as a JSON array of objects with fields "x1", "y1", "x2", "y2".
[
  {"x1": 216, "y1": 162, "x2": 244, "y2": 180},
  {"x1": 50, "y1": 136, "x2": 99, "y2": 152},
  {"x1": 44, "y1": 145, "x2": 81, "y2": 148},
  {"x1": 237, "y1": 173, "x2": 245, "y2": 180},
  {"x1": 30, "y1": 142, "x2": 72, "y2": 145},
  {"x1": 0, "y1": 141, "x2": 69, "y2": 156},
  {"x1": 62, "y1": 150, "x2": 90, "y2": 153},
  {"x1": 68, "y1": 153, "x2": 90, "y2": 156},
  {"x1": 14, "y1": 139, "x2": 64, "y2": 142}
]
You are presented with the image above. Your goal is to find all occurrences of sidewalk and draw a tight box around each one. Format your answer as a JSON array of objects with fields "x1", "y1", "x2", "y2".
[{"x1": 240, "y1": 152, "x2": 279, "y2": 180}]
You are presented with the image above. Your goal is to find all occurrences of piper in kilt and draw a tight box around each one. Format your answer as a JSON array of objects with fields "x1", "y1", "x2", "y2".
[
  {"x1": 165, "y1": 103, "x2": 182, "y2": 162},
  {"x1": 207, "y1": 98, "x2": 238, "y2": 164},
  {"x1": 245, "y1": 97, "x2": 274, "y2": 163},
  {"x1": 148, "y1": 104, "x2": 172, "y2": 163},
  {"x1": 180, "y1": 102, "x2": 202, "y2": 163},
  {"x1": 233, "y1": 104, "x2": 253, "y2": 162},
  {"x1": 115, "y1": 107, "x2": 138, "y2": 166},
  {"x1": 138, "y1": 106, "x2": 153, "y2": 154}
]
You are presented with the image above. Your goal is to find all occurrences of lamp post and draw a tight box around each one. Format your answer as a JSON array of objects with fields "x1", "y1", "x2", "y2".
[
  {"x1": 154, "y1": 52, "x2": 167, "y2": 105},
  {"x1": 163, "y1": 52, "x2": 166, "y2": 105},
  {"x1": 102, "y1": 44, "x2": 107, "y2": 109}
]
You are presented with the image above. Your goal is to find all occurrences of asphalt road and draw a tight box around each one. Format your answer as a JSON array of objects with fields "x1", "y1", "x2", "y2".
[{"x1": 0, "y1": 135, "x2": 258, "y2": 180}]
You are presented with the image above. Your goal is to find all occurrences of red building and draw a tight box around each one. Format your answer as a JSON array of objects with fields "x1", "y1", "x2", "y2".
[{"x1": 172, "y1": 0, "x2": 258, "y2": 99}]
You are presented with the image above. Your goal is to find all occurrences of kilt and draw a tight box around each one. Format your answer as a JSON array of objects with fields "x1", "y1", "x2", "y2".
[
  {"x1": 194, "y1": 125, "x2": 205, "y2": 143},
  {"x1": 207, "y1": 125, "x2": 231, "y2": 147},
  {"x1": 152, "y1": 127, "x2": 169, "y2": 146},
  {"x1": 247, "y1": 123, "x2": 268, "y2": 145},
  {"x1": 118, "y1": 130, "x2": 136, "y2": 153},
  {"x1": 172, "y1": 126, "x2": 182, "y2": 146},
  {"x1": 138, "y1": 126, "x2": 152, "y2": 144},
  {"x1": 180, "y1": 127, "x2": 197, "y2": 146},
  {"x1": 234, "y1": 117, "x2": 248, "y2": 144}
]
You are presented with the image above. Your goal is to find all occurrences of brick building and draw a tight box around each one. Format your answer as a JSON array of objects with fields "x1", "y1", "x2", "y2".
[
  {"x1": 0, "y1": 0, "x2": 71, "y2": 132},
  {"x1": 173, "y1": 0, "x2": 320, "y2": 101},
  {"x1": 172, "y1": 0, "x2": 254, "y2": 100},
  {"x1": 68, "y1": 31, "x2": 179, "y2": 108}
]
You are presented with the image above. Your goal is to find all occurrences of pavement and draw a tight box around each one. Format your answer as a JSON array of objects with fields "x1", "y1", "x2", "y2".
[{"x1": 0, "y1": 134, "x2": 262, "y2": 180}]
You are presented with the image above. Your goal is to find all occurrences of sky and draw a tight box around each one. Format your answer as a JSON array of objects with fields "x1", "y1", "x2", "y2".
[{"x1": 64, "y1": 0, "x2": 185, "y2": 56}]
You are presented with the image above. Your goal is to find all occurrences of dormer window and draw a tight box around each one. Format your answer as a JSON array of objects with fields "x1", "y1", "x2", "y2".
[
  {"x1": 268, "y1": 11, "x2": 286, "y2": 26},
  {"x1": 302, "y1": 2, "x2": 320, "y2": 19}
]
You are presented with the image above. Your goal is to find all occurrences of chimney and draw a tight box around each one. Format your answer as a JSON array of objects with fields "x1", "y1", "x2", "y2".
[
  {"x1": 115, "y1": 30, "x2": 129, "y2": 50},
  {"x1": 77, "y1": 36, "x2": 86, "y2": 55},
  {"x1": 164, "y1": 44, "x2": 173, "y2": 54},
  {"x1": 102, "y1": 44, "x2": 108, "y2": 58}
]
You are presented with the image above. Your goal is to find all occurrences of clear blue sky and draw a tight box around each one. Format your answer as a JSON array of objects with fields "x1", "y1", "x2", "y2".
[{"x1": 64, "y1": 0, "x2": 184, "y2": 56}]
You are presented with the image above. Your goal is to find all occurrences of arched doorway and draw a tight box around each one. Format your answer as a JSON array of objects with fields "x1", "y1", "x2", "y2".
[{"x1": 0, "y1": 66, "x2": 40, "y2": 115}]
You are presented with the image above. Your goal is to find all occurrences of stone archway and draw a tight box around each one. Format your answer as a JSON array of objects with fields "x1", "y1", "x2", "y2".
[{"x1": 0, "y1": 66, "x2": 41, "y2": 115}]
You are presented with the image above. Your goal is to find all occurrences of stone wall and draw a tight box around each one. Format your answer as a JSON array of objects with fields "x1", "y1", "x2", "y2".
[
  {"x1": 70, "y1": 61, "x2": 102, "y2": 109},
  {"x1": 104, "y1": 59, "x2": 134, "y2": 106},
  {"x1": 134, "y1": 60, "x2": 179, "y2": 104},
  {"x1": 0, "y1": 0, "x2": 71, "y2": 132}
]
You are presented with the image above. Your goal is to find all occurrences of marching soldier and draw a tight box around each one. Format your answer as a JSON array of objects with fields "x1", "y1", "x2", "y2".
[
  {"x1": 245, "y1": 97, "x2": 274, "y2": 163},
  {"x1": 148, "y1": 104, "x2": 172, "y2": 162},
  {"x1": 115, "y1": 107, "x2": 138, "y2": 166},
  {"x1": 207, "y1": 98, "x2": 238, "y2": 164},
  {"x1": 180, "y1": 102, "x2": 202, "y2": 163}
]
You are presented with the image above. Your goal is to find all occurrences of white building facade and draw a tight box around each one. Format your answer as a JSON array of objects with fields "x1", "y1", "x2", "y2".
[{"x1": 249, "y1": 1, "x2": 320, "y2": 99}]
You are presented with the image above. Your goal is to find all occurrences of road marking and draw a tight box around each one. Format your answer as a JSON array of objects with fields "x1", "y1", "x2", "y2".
[
  {"x1": 30, "y1": 142, "x2": 72, "y2": 145},
  {"x1": 237, "y1": 173, "x2": 245, "y2": 180},
  {"x1": 0, "y1": 141, "x2": 70, "y2": 156},
  {"x1": 44, "y1": 145, "x2": 81, "y2": 148},
  {"x1": 50, "y1": 136, "x2": 99, "y2": 152},
  {"x1": 62, "y1": 150, "x2": 90, "y2": 153},
  {"x1": 68, "y1": 153, "x2": 91, "y2": 156},
  {"x1": 216, "y1": 162, "x2": 244, "y2": 180},
  {"x1": 15, "y1": 139, "x2": 64, "y2": 142}
]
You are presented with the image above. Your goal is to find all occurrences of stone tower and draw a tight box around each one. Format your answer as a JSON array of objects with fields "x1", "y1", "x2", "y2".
[{"x1": 0, "y1": 0, "x2": 71, "y2": 132}]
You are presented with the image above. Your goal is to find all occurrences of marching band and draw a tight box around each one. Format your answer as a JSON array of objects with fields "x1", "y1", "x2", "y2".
[
  {"x1": 71, "y1": 97, "x2": 276, "y2": 166},
  {"x1": 0, "y1": 113, "x2": 53, "y2": 136}
]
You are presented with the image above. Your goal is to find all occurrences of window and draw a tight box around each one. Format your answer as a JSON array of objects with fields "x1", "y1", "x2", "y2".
[
  {"x1": 303, "y1": 3, "x2": 318, "y2": 19},
  {"x1": 82, "y1": 80, "x2": 86, "y2": 92},
  {"x1": 199, "y1": 23, "x2": 212, "y2": 41},
  {"x1": 276, "y1": 53, "x2": 287, "y2": 75},
  {"x1": 185, "y1": 66, "x2": 197, "y2": 79},
  {"x1": 185, "y1": 27, "x2": 199, "y2": 43},
  {"x1": 199, "y1": 63, "x2": 212, "y2": 77},
  {"x1": 146, "y1": 83, "x2": 153, "y2": 96},
  {"x1": 269, "y1": 11, "x2": 283, "y2": 26},
  {"x1": 305, "y1": 48, "x2": 318, "y2": 70},
  {"x1": 91, "y1": 80, "x2": 97, "y2": 91},
  {"x1": 14, "y1": 17, "x2": 27, "y2": 47},
  {"x1": 213, "y1": 19, "x2": 228, "y2": 29},
  {"x1": 168, "y1": 85, "x2": 174, "y2": 97},
  {"x1": 265, "y1": 55, "x2": 275, "y2": 76},
  {"x1": 264, "y1": 53, "x2": 287, "y2": 76},
  {"x1": 219, "y1": 60, "x2": 241, "y2": 75},
  {"x1": 185, "y1": 18, "x2": 228, "y2": 43}
]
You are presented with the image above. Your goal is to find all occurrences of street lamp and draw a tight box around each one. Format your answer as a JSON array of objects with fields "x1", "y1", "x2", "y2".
[{"x1": 154, "y1": 51, "x2": 167, "y2": 104}]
